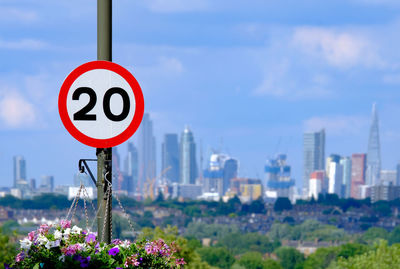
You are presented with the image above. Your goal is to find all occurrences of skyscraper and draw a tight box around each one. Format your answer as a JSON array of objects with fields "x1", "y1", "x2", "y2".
[
  {"x1": 180, "y1": 126, "x2": 197, "y2": 184},
  {"x1": 162, "y1": 134, "x2": 179, "y2": 183},
  {"x1": 137, "y1": 113, "x2": 156, "y2": 195},
  {"x1": 223, "y1": 158, "x2": 238, "y2": 193},
  {"x1": 303, "y1": 129, "x2": 325, "y2": 194},
  {"x1": 13, "y1": 156, "x2": 26, "y2": 187},
  {"x1": 351, "y1": 153, "x2": 366, "y2": 199},
  {"x1": 326, "y1": 154, "x2": 343, "y2": 197},
  {"x1": 340, "y1": 157, "x2": 352, "y2": 198},
  {"x1": 124, "y1": 142, "x2": 139, "y2": 195},
  {"x1": 366, "y1": 103, "x2": 381, "y2": 186},
  {"x1": 265, "y1": 154, "x2": 295, "y2": 198}
]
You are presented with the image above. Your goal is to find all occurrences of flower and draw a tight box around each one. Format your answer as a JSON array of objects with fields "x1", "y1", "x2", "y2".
[
  {"x1": 19, "y1": 238, "x2": 32, "y2": 250},
  {"x1": 85, "y1": 233, "x2": 97, "y2": 244},
  {"x1": 108, "y1": 247, "x2": 119, "y2": 256},
  {"x1": 71, "y1": 225, "x2": 82, "y2": 235},
  {"x1": 37, "y1": 234, "x2": 49, "y2": 246},
  {"x1": 60, "y1": 219, "x2": 71, "y2": 229},
  {"x1": 15, "y1": 252, "x2": 25, "y2": 262},
  {"x1": 38, "y1": 224, "x2": 50, "y2": 234},
  {"x1": 175, "y1": 258, "x2": 186, "y2": 265},
  {"x1": 28, "y1": 231, "x2": 35, "y2": 241},
  {"x1": 54, "y1": 230, "x2": 63, "y2": 240},
  {"x1": 45, "y1": 240, "x2": 60, "y2": 249}
]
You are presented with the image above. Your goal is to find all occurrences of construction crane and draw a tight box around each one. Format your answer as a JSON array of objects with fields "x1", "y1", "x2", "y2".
[{"x1": 144, "y1": 166, "x2": 171, "y2": 200}]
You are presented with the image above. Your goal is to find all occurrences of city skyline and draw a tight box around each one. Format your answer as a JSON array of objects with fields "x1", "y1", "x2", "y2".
[{"x1": 1, "y1": 1, "x2": 400, "y2": 189}]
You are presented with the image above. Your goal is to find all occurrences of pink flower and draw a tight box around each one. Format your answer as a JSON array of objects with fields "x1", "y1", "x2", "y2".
[
  {"x1": 28, "y1": 231, "x2": 35, "y2": 241},
  {"x1": 15, "y1": 252, "x2": 25, "y2": 262},
  {"x1": 60, "y1": 220, "x2": 71, "y2": 229},
  {"x1": 61, "y1": 244, "x2": 82, "y2": 256},
  {"x1": 125, "y1": 255, "x2": 140, "y2": 267},
  {"x1": 38, "y1": 224, "x2": 50, "y2": 235},
  {"x1": 145, "y1": 239, "x2": 172, "y2": 257},
  {"x1": 175, "y1": 258, "x2": 186, "y2": 265}
]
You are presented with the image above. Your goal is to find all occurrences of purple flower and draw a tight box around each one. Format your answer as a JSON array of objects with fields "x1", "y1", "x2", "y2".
[
  {"x1": 80, "y1": 256, "x2": 90, "y2": 268},
  {"x1": 15, "y1": 252, "x2": 25, "y2": 262},
  {"x1": 108, "y1": 247, "x2": 119, "y2": 256},
  {"x1": 85, "y1": 233, "x2": 96, "y2": 244}
]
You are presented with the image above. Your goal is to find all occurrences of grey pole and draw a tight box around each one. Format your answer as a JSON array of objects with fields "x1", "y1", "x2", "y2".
[{"x1": 97, "y1": 0, "x2": 112, "y2": 244}]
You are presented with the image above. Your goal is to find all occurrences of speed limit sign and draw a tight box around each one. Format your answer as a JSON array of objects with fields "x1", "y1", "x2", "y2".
[{"x1": 58, "y1": 61, "x2": 144, "y2": 148}]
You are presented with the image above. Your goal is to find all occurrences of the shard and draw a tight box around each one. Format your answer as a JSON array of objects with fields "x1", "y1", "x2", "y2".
[{"x1": 366, "y1": 103, "x2": 381, "y2": 186}]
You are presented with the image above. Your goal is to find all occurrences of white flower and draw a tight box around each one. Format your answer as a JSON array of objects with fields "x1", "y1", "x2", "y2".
[
  {"x1": 63, "y1": 228, "x2": 71, "y2": 239},
  {"x1": 59, "y1": 254, "x2": 65, "y2": 262},
  {"x1": 45, "y1": 240, "x2": 60, "y2": 249},
  {"x1": 20, "y1": 238, "x2": 32, "y2": 250},
  {"x1": 71, "y1": 225, "x2": 82, "y2": 235},
  {"x1": 54, "y1": 230, "x2": 63, "y2": 240},
  {"x1": 37, "y1": 234, "x2": 49, "y2": 246},
  {"x1": 120, "y1": 240, "x2": 131, "y2": 249}
]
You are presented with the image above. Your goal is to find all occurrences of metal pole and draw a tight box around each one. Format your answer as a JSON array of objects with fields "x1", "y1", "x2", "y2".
[{"x1": 97, "y1": 0, "x2": 112, "y2": 244}]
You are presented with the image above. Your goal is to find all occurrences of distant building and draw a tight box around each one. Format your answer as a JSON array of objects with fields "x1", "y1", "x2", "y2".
[
  {"x1": 265, "y1": 154, "x2": 295, "y2": 199},
  {"x1": 74, "y1": 172, "x2": 91, "y2": 187},
  {"x1": 326, "y1": 154, "x2": 343, "y2": 197},
  {"x1": 366, "y1": 103, "x2": 381, "y2": 186},
  {"x1": 397, "y1": 163, "x2": 400, "y2": 186},
  {"x1": 179, "y1": 126, "x2": 197, "y2": 184},
  {"x1": 340, "y1": 157, "x2": 352, "y2": 198},
  {"x1": 13, "y1": 156, "x2": 26, "y2": 188},
  {"x1": 308, "y1": 170, "x2": 325, "y2": 199},
  {"x1": 40, "y1": 175, "x2": 54, "y2": 193},
  {"x1": 223, "y1": 158, "x2": 239, "y2": 194},
  {"x1": 303, "y1": 129, "x2": 325, "y2": 195},
  {"x1": 370, "y1": 184, "x2": 400, "y2": 202},
  {"x1": 124, "y1": 142, "x2": 139, "y2": 196},
  {"x1": 29, "y1": 178, "x2": 36, "y2": 191},
  {"x1": 380, "y1": 170, "x2": 397, "y2": 186},
  {"x1": 230, "y1": 178, "x2": 263, "y2": 202},
  {"x1": 137, "y1": 113, "x2": 156, "y2": 195},
  {"x1": 162, "y1": 134, "x2": 180, "y2": 183},
  {"x1": 172, "y1": 183, "x2": 202, "y2": 200},
  {"x1": 203, "y1": 153, "x2": 237, "y2": 196},
  {"x1": 68, "y1": 186, "x2": 95, "y2": 200},
  {"x1": 351, "y1": 154, "x2": 366, "y2": 199}
]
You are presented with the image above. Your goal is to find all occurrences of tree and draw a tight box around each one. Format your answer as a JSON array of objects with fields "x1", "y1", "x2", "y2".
[
  {"x1": 238, "y1": 252, "x2": 265, "y2": 269},
  {"x1": 389, "y1": 226, "x2": 400, "y2": 245},
  {"x1": 332, "y1": 240, "x2": 400, "y2": 268},
  {"x1": 360, "y1": 227, "x2": 388, "y2": 244},
  {"x1": 197, "y1": 247, "x2": 235, "y2": 269},
  {"x1": 275, "y1": 246, "x2": 305, "y2": 269},
  {"x1": 0, "y1": 227, "x2": 17, "y2": 266},
  {"x1": 274, "y1": 198, "x2": 292, "y2": 212},
  {"x1": 303, "y1": 247, "x2": 339, "y2": 269},
  {"x1": 263, "y1": 259, "x2": 283, "y2": 269}
]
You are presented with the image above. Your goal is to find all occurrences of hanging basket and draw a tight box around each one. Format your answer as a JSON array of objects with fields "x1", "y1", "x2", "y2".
[{"x1": 6, "y1": 221, "x2": 185, "y2": 269}]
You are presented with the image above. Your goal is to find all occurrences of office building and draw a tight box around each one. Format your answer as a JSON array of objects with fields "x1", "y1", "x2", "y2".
[
  {"x1": 40, "y1": 175, "x2": 54, "y2": 193},
  {"x1": 13, "y1": 156, "x2": 26, "y2": 188},
  {"x1": 366, "y1": 103, "x2": 381, "y2": 186},
  {"x1": 303, "y1": 129, "x2": 325, "y2": 194},
  {"x1": 326, "y1": 154, "x2": 343, "y2": 196},
  {"x1": 340, "y1": 157, "x2": 352, "y2": 198},
  {"x1": 137, "y1": 113, "x2": 156, "y2": 195},
  {"x1": 265, "y1": 154, "x2": 295, "y2": 199},
  {"x1": 124, "y1": 142, "x2": 139, "y2": 196},
  {"x1": 351, "y1": 153, "x2": 366, "y2": 199},
  {"x1": 179, "y1": 126, "x2": 197, "y2": 184},
  {"x1": 309, "y1": 170, "x2": 325, "y2": 199},
  {"x1": 223, "y1": 158, "x2": 238, "y2": 193},
  {"x1": 370, "y1": 184, "x2": 400, "y2": 202},
  {"x1": 162, "y1": 134, "x2": 179, "y2": 183},
  {"x1": 380, "y1": 170, "x2": 397, "y2": 186}
]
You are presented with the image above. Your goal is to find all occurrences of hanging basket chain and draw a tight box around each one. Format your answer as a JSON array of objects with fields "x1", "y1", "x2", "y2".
[
  {"x1": 70, "y1": 184, "x2": 83, "y2": 223},
  {"x1": 65, "y1": 184, "x2": 82, "y2": 221},
  {"x1": 101, "y1": 183, "x2": 112, "y2": 242}
]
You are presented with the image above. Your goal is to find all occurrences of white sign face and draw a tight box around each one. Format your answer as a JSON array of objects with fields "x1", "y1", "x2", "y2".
[
  {"x1": 59, "y1": 61, "x2": 144, "y2": 148},
  {"x1": 66, "y1": 69, "x2": 136, "y2": 140}
]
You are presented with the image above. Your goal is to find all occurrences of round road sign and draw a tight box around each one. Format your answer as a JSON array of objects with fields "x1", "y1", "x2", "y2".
[{"x1": 58, "y1": 61, "x2": 144, "y2": 148}]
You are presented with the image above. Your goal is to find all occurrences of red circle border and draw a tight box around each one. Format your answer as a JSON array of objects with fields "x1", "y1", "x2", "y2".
[{"x1": 58, "y1": 61, "x2": 144, "y2": 148}]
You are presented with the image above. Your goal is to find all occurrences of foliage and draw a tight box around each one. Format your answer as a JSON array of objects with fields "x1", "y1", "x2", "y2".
[
  {"x1": 0, "y1": 227, "x2": 17, "y2": 266},
  {"x1": 263, "y1": 259, "x2": 283, "y2": 269},
  {"x1": 388, "y1": 226, "x2": 400, "y2": 245},
  {"x1": 238, "y1": 251, "x2": 265, "y2": 269},
  {"x1": 0, "y1": 194, "x2": 71, "y2": 210},
  {"x1": 274, "y1": 246, "x2": 305, "y2": 269},
  {"x1": 197, "y1": 247, "x2": 235, "y2": 269},
  {"x1": 184, "y1": 222, "x2": 239, "y2": 241},
  {"x1": 274, "y1": 198, "x2": 292, "y2": 212},
  {"x1": 331, "y1": 240, "x2": 400, "y2": 269},
  {"x1": 360, "y1": 227, "x2": 388, "y2": 244},
  {"x1": 9, "y1": 221, "x2": 185, "y2": 268},
  {"x1": 216, "y1": 232, "x2": 279, "y2": 255}
]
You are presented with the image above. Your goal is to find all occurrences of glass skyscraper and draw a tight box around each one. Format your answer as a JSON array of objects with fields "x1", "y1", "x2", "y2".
[
  {"x1": 137, "y1": 113, "x2": 156, "y2": 194},
  {"x1": 179, "y1": 126, "x2": 197, "y2": 184},
  {"x1": 303, "y1": 129, "x2": 325, "y2": 194},
  {"x1": 13, "y1": 155, "x2": 26, "y2": 188},
  {"x1": 124, "y1": 142, "x2": 139, "y2": 196},
  {"x1": 162, "y1": 134, "x2": 179, "y2": 183},
  {"x1": 366, "y1": 103, "x2": 381, "y2": 186}
]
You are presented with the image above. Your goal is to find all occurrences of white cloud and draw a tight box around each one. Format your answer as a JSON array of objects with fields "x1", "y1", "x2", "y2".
[
  {"x1": 143, "y1": 0, "x2": 209, "y2": 13},
  {"x1": 0, "y1": 39, "x2": 48, "y2": 50},
  {"x1": 0, "y1": 92, "x2": 37, "y2": 128},
  {"x1": 293, "y1": 27, "x2": 381, "y2": 68},
  {"x1": 303, "y1": 115, "x2": 369, "y2": 136},
  {"x1": 0, "y1": 7, "x2": 38, "y2": 23},
  {"x1": 253, "y1": 60, "x2": 332, "y2": 99}
]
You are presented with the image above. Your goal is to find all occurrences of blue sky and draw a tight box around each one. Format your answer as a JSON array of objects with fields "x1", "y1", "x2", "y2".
[{"x1": 1, "y1": 0, "x2": 400, "y2": 189}]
